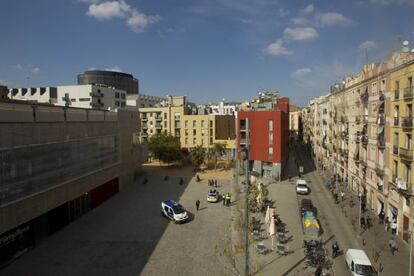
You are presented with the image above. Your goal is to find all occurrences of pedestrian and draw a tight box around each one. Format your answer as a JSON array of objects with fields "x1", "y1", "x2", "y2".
[
  {"x1": 389, "y1": 237, "x2": 398, "y2": 255},
  {"x1": 214, "y1": 179, "x2": 218, "y2": 188},
  {"x1": 196, "y1": 199, "x2": 200, "y2": 211},
  {"x1": 391, "y1": 220, "x2": 398, "y2": 235},
  {"x1": 228, "y1": 193, "x2": 232, "y2": 206},
  {"x1": 314, "y1": 266, "x2": 322, "y2": 276},
  {"x1": 379, "y1": 210, "x2": 385, "y2": 224},
  {"x1": 226, "y1": 194, "x2": 230, "y2": 207},
  {"x1": 223, "y1": 193, "x2": 227, "y2": 206},
  {"x1": 334, "y1": 192, "x2": 338, "y2": 203},
  {"x1": 385, "y1": 216, "x2": 390, "y2": 231}
]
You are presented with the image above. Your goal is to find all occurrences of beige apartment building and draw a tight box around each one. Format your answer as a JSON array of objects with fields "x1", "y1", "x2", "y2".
[
  {"x1": 305, "y1": 51, "x2": 414, "y2": 243},
  {"x1": 139, "y1": 96, "x2": 236, "y2": 158}
]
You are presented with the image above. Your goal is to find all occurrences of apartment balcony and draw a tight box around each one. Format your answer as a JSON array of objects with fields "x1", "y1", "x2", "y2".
[
  {"x1": 399, "y1": 147, "x2": 414, "y2": 162},
  {"x1": 240, "y1": 139, "x2": 246, "y2": 145},
  {"x1": 403, "y1": 87, "x2": 414, "y2": 99},
  {"x1": 394, "y1": 90, "x2": 400, "y2": 100},
  {"x1": 377, "y1": 138, "x2": 386, "y2": 150},
  {"x1": 377, "y1": 114, "x2": 385, "y2": 125},
  {"x1": 401, "y1": 117, "x2": 413, "y2": 128},
  {"x1": 393, "y1": 145, "x2": 399, "y2": 155},
  {"x1": 379, "y1": 93, "x2": 385, "y2": 102},
  {"x1": 155, "y1": 116, "x2": 162, "y2": 121},
  {"x1": 394, "y1": 117, "x2": 399, "y2": 127},
  {"x1": 361, "y1": 135, "x2": 368, "y2": 147},
  {"x1": 353, "y1": 155, "x2": 360, "y2": 163},
  {"x1": 375, "y1": 166, "x2": 385, "y2": 178},
  {"x1": 142, "y1": 124, "x2": 148, "y2": 130},
  {"x1": 155, "y1": 123, "x2": 162, "y2": 129},
  {"x1": 141, "y1": 117, "x2": 148, "y2": 122}
]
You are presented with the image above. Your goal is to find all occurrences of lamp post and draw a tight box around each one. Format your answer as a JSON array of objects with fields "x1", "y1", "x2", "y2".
[{"x1": 358, "y1": 189, "x2": 362, "y2": 236}]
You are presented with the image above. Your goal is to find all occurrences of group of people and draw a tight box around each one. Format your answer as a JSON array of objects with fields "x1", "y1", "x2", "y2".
[
  {"x1": 208, "y1": 179, "x2": 218, "y2": 188},
  {"x1": 222, "y1": 193, "x2": 232, "y2": 206}
]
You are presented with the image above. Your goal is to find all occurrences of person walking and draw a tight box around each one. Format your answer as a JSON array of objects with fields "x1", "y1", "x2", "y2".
[
  {"x1": 391, "y1": 219, "x2": 398, "y2": 235},
  {"x1": 228, "y1": 193, "x2": 232, "y2": 206},
  {"x1": 223, "y1": 193, "x2": 227, "y2": 206},
  {"x1": 196, "y1": 200, "x2": 200, "y2": 211},
  {"x1": 385, "y1": 216, "x2": 390, "y2": 231},
  {"x1": 214, "y1": 179, "x2": 218, "y2": 188},
  {"x1": 389, "y1": 237, "x2": 397, "y2": 255}
]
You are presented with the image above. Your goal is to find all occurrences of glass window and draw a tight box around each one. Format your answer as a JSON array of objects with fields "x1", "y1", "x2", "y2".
[
  {"x1": 269, "y1": 120, "x2": 273, "y2": 131},
  {"x1": 115, "y1": 92, "x2": 120, "y2": 98},
  {"x1": 121, "y1": 102, "x2": 126, "y2": 107},
  {"x1": 185, "y1": 138, "x2": 188, "y2": 144},
  {"x1": 193, "y1": 120, "x2": 196, "y2": 127},
  {"x1": 269, "y1": 147, "x2": 273, "y2": 156},
  {"x1": 201, "y1": 120, "x2": 204, "y2": 128},
  {"x1": 269, "y1": 133, "x2": 273, "y2": 144},
  {"x1": 115, "y1": 101, "x2": 120, "y2": 107},
  {"x1": 79, "y1": 98, "x2": 90, "y2": 102},
  {"x1": 406, "y1": 134, "x2": 412, "y2": 149},
  {"x1": 185, "y1": 120, "x2": 188, "y2": 128},
  {"x1": 121, "y1": 93, "x2": 125, "y2": 99},
  {"x1": 193, "y1": 129, "x2": 196, "y2": 135},
  {"x1": 193, "y1": 137, "x2": 196, "y2": 145}
]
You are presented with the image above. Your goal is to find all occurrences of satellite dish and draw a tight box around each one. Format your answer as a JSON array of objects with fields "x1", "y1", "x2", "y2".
[{"x1": 403, "y1": 40, "x2": 409, "y2": 46}]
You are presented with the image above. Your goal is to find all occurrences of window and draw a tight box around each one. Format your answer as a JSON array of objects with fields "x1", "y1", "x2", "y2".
[
  {"x1": 164, "y1": 121, "x2": 167, "y2": 128},
  {"x1": 193, "y1": 137, "x2": 196, "y2": 145},
  {"x1": 393, "y1": 160, "x2": 398, "y2": 179},
  {"x1": 174, "y1": 112, "x2": 180, "y2": 120},
  {"x1": 408, "y1": 104, "x2": 412, "y2": 117},
  {"x1": 71, "y1": 98, "x2": 76, "y2": 102},
  {"x1": 121, "y1": 93, "x2": 125, "y2": 99},
  {"x1": 269, "y1": 120, "x2": 273, "y2": 131},
  {"x1": 201, "y1": 138, "x2": 204, "y2": 145},
  {"x1": 185, "y1": 129, "x2": 188, "y2": 136},
  {"x1": 394, "y1": 132, "x2": 399, "y2": 146},
  {"x1": 164, "y1": 113, "x2": 167, "y2": 119},
  {"x1": 406, "y1": 134, "x2": 412, "y2": 149},
  {"x1": 269, "y1": 132, "x2": 273, "y2": 144},
  {"x1": 185, "y1": 120, "x2": 188, "y2": 128},
  {"x1": 210, "y1": 120, "x2": 213, "y2": 128},
  {"x1": 150, "y1": 121, "x2": 153, "y2": 125},
  {"x1": 79, "y1": 98, "x2": 90, "y2": 102},
  {"x1": 269, "y1": 147, "x2": 273, "y2": 156},
  {"x1": 405, "y1": 164, "x2": 411, "y2": 184},
  {"x1": 115, "y1": 92, "x2": 120, "y2": 98},
  {"x1": 395, "y1": 106, "x2": 399, "y2": 118},
  {"x1": 150, "y1": 113, "x2": 153, "y2": 117},
  {"x1": 210, "y1": 137, "x2": 213, "y2": 144},
  {"x1": 121, "y1": 102, "x2": 126, "y2": 107},
  {"x1": 193, "y1": 120, "x2": 196, "y2": 127},
  {"x1": 371, "y1": 82, "x2": 377, "y2": 95},
  {"x1": 201, "y1": 120, "x2": 204, "y2": 128},
  {"x1": 202, "y1": 129, "x2": 205, "y2": 136},
  {"x1": 185, "y1": 138, "x2": 188, "y2": 144},
  {"x1": 408, "y1": 76, "x2": 413, "y2": 88},
  {"x1": 193, "y1": 129, "x2": 196, "y2": 135},
  {"x1": 210, "y1": 129, "x2": 213, "y2": 136}
]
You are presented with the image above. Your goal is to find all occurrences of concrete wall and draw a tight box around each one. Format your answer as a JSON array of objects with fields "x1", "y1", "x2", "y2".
[{"x1": 0, "y1": 101, "x2": 142, "y2": 235}]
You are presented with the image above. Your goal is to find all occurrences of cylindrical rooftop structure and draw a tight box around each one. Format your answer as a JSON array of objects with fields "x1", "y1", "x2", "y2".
[{"x1": 77, "y1": 70, "x2": 139, "y2": 95}]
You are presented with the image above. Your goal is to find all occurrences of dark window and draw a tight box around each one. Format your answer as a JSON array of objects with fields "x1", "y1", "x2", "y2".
[
  {"x1": 115, "y1": 92, "x2": 120, "y2": 98},
  {"x1": 121, "y1": 93, "x2": 125, "y2": 99},
  {"x1": 115, "y1": 101, "x2": 120, "y2": 107}
]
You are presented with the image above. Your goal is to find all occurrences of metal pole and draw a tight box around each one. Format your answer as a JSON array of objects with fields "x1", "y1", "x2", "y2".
[
  {"x1": 358, "y1": 189, "x2": 362, "y2": 236},
  {"x1": 410, "y1": 231, "x2": 412, "y2": 276},
  {"x1": 245, "y1": 118, "x2": 249, "y2": 276}
]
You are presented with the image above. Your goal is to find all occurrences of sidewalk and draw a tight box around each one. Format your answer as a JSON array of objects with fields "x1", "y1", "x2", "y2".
[{"x1": 317, "y1": 167, "x2": 413, "y2": 276}]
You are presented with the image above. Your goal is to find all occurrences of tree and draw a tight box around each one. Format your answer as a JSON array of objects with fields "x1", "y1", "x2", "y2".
[
  {"x1": 146, "y1": 132, "x2": 182, "y2": 164},
  {"x1": 210, "y1": 142, "x2": 227, "y2": 170},
  {"x1": 190, "y1": 145, "x2": 206, "y2": 169}
]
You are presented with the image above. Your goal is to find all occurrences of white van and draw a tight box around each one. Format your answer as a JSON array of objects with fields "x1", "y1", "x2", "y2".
[
  {"x1": 296, "y1": 179, "x2": 309, "y2": 195},
  {"x1": 345, "y1": 249, "x2": 376, "y2": 276},
  {"x1": 161, "y1": 200, "x2": 189, "y2": 224}
]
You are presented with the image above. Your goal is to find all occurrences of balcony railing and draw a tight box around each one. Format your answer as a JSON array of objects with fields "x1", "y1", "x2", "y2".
[
  {"x1": 377, "y1": 138, "x2": 385, "y2": 150},
  {"x1": 155, "y1": 123, "x2": 162, "y2": 129},
  {"x1": 400, "y1": 147, "x2": 414, "y2": 161},
  {"x1": 403, "y1": 87, "x2": 414, "y2": 99},
  {"x1": 393, "y1": 145, "x2": 399, "y2": 155},
  {"x1": 401, "y1": 117, "x2": 413, "y2": 128},
  {"x1": 394, "y1": 90, "x2": 400, "y2": 100},
  {"x1": 394, "y1": 117, "x2": 399, "y2": 127}
]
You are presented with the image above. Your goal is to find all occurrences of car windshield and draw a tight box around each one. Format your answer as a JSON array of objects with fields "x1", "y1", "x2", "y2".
[
  {"x1": 355, "y1": 264, "x2": 375, "y2": 275},
  {"x1": 298, "y1": 184, "x2": 307, "y2": 188},
  {"x1": 173, "y1": 206, "x2": 185, "y2": 214}
]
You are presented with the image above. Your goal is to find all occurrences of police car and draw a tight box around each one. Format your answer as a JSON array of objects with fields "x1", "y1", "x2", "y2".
[
  {"x1": 207, "y1": 189, "x2": 219, "y2": 203},
  {"x1": 161, "y1": 200, "x2": 189, "y2": 223}
]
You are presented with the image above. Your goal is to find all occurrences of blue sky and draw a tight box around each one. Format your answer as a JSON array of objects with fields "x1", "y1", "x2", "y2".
[{"x1": 0, "y1": 0, "x2": 414, "y2": 106}]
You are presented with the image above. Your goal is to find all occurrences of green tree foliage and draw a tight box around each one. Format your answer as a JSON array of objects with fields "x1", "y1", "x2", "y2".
[
  {"x1": 190, "y1": 145, "x2": 206, "y2": 169},
  {"x1": 210, "y1": 142, "x2": 227, "y2": 169},
  {"x1": 147, "y1": 132, "x2": 182, "y2": 164}
]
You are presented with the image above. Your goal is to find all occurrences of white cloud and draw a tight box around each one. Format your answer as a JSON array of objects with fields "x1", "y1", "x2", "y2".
[
  {"x1": 359, "y1": 40, "x2": 377, "y2": 51},
  {"x1": 302, "y1": 4, "x2": 314, "y2": 15},
  {"x1": 291, "y1": 68, "x2": 312, "y2": 79},
  {"x1": 290, "y1": 17, "x2": 311, "y2": 26},
  {"x1": 127, "y1": 9, "x2": 160, "y2": 32},
  {"x1": 283, "y1": 27, "x2": 318, "y2": 41},
  {"x1": 31, "y1": 67, "x2": 40, "y2": 74},
  {"x1": 264, "y1": 39, "x2": 293, "y2": 56},
  {"x1": 86, "y1": 0, "x2": 131, "y2": 20},
  {"x1": 13, "y1": 64, "x2": 23, "y2": 70},
  {"x1": 105, "y1": 65, "x2": 122, "y2": 72},
  {"x1": 315, "y1": 12, "x2": 353, "y2": 27}
]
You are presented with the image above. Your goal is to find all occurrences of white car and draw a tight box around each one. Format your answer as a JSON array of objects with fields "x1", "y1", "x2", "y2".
[
  {"x1": 345, "y1": 249, "x2": 376, "y2": 276},
  {"x1": 296, "y1": 179, "x2": 309, "y2": 195},
  {"x1": 207, "y1": 189, "x2": 219, "y2": 203},
  {"x1": 161, "y1": 200, "x2": 189, "y2": 223}
]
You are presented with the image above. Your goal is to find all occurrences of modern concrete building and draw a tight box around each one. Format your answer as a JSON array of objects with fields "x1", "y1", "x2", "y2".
[
  {"x1": 237, "y1": 97, "x2": 290, "y2": 179},
  {"x1": 0, "y1": 100, "x2": 143, "y2": 267},
  {"x1": 126, "y1": 94, "x2": 165, "y2": 108},
  {"x1": 77, "y1": 70, "x2": 139, "y2": 95},
  {"x1": 56, "y1": 84, "x2": 126, "y2": 110},
  {"x1": 7, "y1": 87, "x2": 58, "y2": 103},
  {"x1": 289, "y1": 110, "x2": 302, "y2": 141}
]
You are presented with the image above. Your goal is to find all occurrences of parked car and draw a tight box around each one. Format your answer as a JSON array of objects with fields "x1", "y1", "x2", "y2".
[
  {"x1": 296, "y1": 179, "x2": 309, "y2": 195},
  {"x1": 207, "y1": 189, "x2": 219, "y2": 203},
  {"x1": 161, "y1": 200, "x2": 189, "y2": 223},
  {"x1": 345, "y1": 249, "x2": 376, "y2": 276}
]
